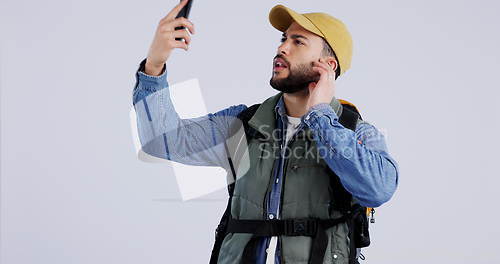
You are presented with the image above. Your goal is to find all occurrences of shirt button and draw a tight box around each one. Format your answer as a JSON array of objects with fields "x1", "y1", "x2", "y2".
[
  {"x1": 333, "y1": 254, "x2": 338, "y2": 259},
  {"x1": 269, "y1": 214, "x2": 275, "y2": 219},
  {"x1": 266, "y1": 248, "x2": 270, "y2": 253}
]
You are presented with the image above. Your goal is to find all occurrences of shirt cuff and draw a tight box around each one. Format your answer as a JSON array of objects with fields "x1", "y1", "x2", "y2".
[
  {"x1": 132, "y1": 58, "x2": 168, "y2": 105},
  {"x1": 135, "y1": 58, "x2": 167, "y2": 88},
  {"x1": 302, "y1": 101, "x2": 339, "y2": 127}
]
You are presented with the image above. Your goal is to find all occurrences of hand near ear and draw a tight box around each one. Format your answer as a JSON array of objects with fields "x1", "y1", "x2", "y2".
[{"x1": 305, "y1": 58, "x2": 337, "y2": 112}]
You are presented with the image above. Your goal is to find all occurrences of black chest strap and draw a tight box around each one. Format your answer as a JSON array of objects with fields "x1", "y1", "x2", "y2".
[{"x1": 226, "y1": 205, "x2": 362, "y2": 264}]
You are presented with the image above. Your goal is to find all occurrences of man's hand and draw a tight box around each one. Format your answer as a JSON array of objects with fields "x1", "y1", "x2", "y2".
[
  {"x1": 145, "y1": 0, "x2": 196, "y2": 76},
  {"x1": 305, "y1": 58, "x2": 337, "y2": 111}
]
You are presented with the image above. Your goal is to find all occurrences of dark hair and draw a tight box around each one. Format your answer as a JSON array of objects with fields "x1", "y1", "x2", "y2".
[{"x1": 321, "y1": 38, "x2": 341, "y2": 80}]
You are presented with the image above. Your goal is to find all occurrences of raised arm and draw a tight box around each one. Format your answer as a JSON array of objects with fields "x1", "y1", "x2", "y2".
[
  {"x1": 132, "y1": 0, "x2": 247, "y2": 170},
  {"x1": 133, "y1": 59, "x2": 247, "y2": 169},
  {"x1": 302, "y1": 103, "x2": 400, "y2": 207},
  {"x1": 301, "y1": 60, "x2": 399, "y2": 207}
]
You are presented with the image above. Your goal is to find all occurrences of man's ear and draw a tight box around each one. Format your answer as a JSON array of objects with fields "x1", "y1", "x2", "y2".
[{"x1": 324, "y1": 56, "x2": 338, "y2": 72}]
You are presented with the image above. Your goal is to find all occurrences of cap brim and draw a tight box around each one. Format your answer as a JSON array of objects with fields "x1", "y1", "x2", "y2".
[{"x1": 269, "y1": 5, "x2": 323, "y2": 37}]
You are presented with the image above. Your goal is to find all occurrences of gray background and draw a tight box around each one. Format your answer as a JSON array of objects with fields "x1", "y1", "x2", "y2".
[{"x1": 1, "y1": 0, "x2": 500, "y2": 263}]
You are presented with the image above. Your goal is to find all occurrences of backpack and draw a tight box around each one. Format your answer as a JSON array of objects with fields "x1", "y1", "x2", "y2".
[{"x1": 209, "y1": 100, "x2": 375, "y2": 264}]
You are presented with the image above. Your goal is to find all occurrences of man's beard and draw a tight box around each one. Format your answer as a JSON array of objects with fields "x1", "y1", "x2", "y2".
[{"x1": 269, "y1": 62, "x2": 321, "y2": 94}]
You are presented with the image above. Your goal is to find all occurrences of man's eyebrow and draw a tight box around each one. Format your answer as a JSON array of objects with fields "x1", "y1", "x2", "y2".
[{"x1": 282, "y1": 32, "x2": 309, "y2": 41}]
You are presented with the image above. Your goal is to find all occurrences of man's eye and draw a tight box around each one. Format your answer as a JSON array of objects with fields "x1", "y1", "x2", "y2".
[{"x1": 280, "y1": 38, "x2": 303, "y2": 45}]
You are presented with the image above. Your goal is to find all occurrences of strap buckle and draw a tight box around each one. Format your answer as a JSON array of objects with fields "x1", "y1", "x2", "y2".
[{"x1": 284, "y1": 219, "x2": 317, "y2": 236}]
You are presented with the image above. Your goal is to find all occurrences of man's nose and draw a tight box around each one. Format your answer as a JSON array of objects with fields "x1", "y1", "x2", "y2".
[{"x1": 277, "y1": 42, "x2": 289, "y2": 56}]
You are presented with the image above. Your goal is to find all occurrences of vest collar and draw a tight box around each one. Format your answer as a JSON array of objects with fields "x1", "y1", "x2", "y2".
[{"x1": 247, "y1": 92, "x2": 343, "y2": 141}]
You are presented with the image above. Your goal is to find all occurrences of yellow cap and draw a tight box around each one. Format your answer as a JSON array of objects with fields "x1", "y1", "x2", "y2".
[{"x1": 269, "y1": 4, "x2": 353, "y2": 76}]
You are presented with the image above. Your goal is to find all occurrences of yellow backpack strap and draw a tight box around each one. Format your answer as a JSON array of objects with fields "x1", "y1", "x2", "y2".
[{"x1": 338, "y1": 99, "x2": 360, "y2": 113}]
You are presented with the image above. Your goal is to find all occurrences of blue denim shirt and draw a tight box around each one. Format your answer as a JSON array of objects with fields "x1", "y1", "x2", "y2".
[{"x1": 132, "y1": 61, "x2": 399, "y2": 263}]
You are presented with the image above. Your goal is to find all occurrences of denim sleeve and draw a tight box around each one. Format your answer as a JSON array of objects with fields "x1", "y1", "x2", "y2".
[
  {"x1": 132, "y1": 60, "x2": 247, "y2": 169},
  {"x1": 302, "y1": 102, "x2": 399, "y2": 207}
]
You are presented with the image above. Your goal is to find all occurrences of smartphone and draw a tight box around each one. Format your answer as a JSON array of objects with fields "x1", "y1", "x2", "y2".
[{"x1": 175, "y1": 0, "x2": 193, "y2": 41}]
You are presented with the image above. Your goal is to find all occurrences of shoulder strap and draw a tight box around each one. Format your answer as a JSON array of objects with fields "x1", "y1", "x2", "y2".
[
  {"x1": 237, "y1": 103, "x2": 261, "y2": 122},
  {"x1": 236, "y1": 103, "x2": 262, "y2": 142},
  {"x1": 223, "y1": 103, "x2": 262, "y2": 195},
  {"x1": 338, "y1": 103, "x2": 362, "y2": 131},
  {"x1": 329, "y1": 103, "x2": 362, "y2": 213},
  {"x1": 209, "y1": 103, "x2": 261, "y2": 264},
  {"x1": 334, "y1": 103, "x2": 370, "y2": 263}
]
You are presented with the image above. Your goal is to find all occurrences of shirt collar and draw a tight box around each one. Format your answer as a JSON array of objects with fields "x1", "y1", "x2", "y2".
[{"x1": 274, "y1": 94, "x2": 287, "y2": 119}]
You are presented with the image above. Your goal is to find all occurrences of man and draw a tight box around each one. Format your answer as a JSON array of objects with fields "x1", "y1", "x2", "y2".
[{"x1": 132, "y1": 1, "x2": 399, "y2": 263}]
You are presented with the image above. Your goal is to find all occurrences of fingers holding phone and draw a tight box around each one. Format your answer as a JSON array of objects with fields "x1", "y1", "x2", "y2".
[
  {"x1": 174, "y1": 0, "x2": 193, "y2": 41},
  {"x1": 145, "y1": 0, "x2": 195, "y2": 75},
  {"x1": 169, "y1": 17, "x2": 195, "y2": 36}
]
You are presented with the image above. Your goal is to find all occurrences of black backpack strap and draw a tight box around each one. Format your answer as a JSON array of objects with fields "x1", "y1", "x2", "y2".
[
  {"x1": 338, "y1": 104, "x2": 362, "y2": 131},
  {"x1": 237, "y1": 103, "x2": 263, "y2": 141},
  {"x1": 335, "y1": 104, "x2": 369, "y2": 264},
  {"x1": 228, "y1": 210, "x2": 358, "y2": 264},
  {"x1": 209, "y1": 150, "x2": 236, "y2": 264},
  {"x1": 209, "y1": 103, "x2": 261, "y2": 264},
  {"x1": 330, "y1": 104, "x2": 361, "y2": 213},
  {"x1": 237, "y1": 103, "x2": 261, "y2": 122}
]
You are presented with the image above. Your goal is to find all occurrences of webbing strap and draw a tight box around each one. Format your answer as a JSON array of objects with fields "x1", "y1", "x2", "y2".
[
  {"x1": 241, "y1": 236, "x2": 261, "y2": 264},
  {"x1": 228, "y1": 214, "x2": 353, "y2": 264},
  {"x1": 338, "y1": 106, "x2": 360, "y2": 131}
]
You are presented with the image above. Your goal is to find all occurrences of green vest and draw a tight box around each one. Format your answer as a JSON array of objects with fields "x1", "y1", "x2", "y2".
[{"x1": 217, "y1": 93, "x2": 362, "y2": 264}]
